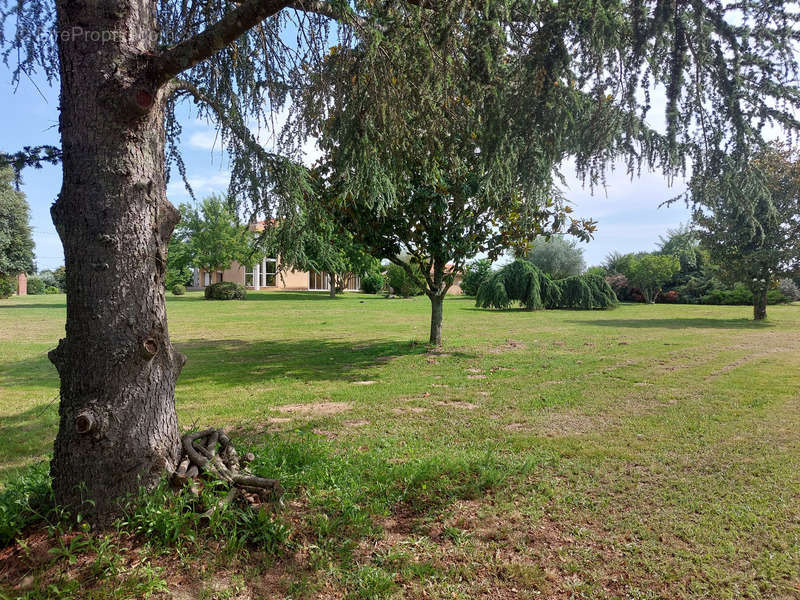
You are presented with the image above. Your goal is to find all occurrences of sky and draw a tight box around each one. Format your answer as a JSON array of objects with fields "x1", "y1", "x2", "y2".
[{"x1": 0, "y1": 64, "x2": 692, "y2": 272}]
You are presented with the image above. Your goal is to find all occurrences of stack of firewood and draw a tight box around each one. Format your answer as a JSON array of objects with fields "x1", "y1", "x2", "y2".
[{"x1": 172, "y1": 428, "x2": 282, "y2": 514}]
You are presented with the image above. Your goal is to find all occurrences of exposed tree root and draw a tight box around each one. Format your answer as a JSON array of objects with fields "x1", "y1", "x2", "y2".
[{"x1": 173, "y1": 428, "x2": 283, "y2": 510}]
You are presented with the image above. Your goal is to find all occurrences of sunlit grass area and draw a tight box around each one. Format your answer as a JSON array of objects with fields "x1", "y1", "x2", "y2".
[{"x1": 1, "y1": 292, "x2": 799, "y2": 599}]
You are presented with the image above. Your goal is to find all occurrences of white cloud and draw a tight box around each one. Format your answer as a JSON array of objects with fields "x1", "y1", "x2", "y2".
[
  {"x1": 188, "y1": 129, "x2": 221, "y2": 151},
  {"x1": 167, "y1": 172, "x2": 231, "y2": 201}
]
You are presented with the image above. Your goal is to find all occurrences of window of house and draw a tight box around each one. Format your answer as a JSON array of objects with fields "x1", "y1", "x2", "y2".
[
  {"x1": 217, "y1": 271, "x2": 224, "y2": 283},
  {"x1": 261, "y1": 258, "x2": 277, "y2": 287},
  {"x1": 309, "y1": 271, "x2": 329, "y2": 291}
]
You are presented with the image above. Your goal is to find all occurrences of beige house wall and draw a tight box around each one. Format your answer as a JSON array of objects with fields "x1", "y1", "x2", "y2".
[
  {"x1": 195, "y1": 259, "x2": 463, "y2": 294},
  {"x1": 279, "y1": 268, "x2": 310, "y2": 290}
]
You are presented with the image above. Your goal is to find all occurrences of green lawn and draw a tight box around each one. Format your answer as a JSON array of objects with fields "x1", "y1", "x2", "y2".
[{"x1": 1, "y1": 292, "x2": 799, "y2": 599}]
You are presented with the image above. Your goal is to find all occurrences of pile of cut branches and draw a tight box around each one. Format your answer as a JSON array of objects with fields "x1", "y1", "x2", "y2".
[{"x1": 172, "y1": 428, "x2": 282, "y2": 515}]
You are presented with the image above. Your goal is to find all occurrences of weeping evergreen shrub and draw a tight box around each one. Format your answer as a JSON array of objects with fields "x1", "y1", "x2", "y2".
[
  {"x1": 476, "y1": 260, "x2": 617, "y2": 310},
  {"x1": 558, "y1": 275, "x2": 594, "y2": 309},
  {"x1": 476, "y1": 260, "x2": 544, "y2": 310},
  {"x1": 539, "y1": 272, "x2": 563, "y2": 309},
  {"x1": 584, "y1": 274, "x2": 618, "y2": 308}
]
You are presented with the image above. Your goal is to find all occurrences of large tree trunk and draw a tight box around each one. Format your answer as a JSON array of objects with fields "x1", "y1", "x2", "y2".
[
  {"x1": 49, "y1": 1, "x2": 183, "y2": 522},
  {"x1": 753, "y1": 288, "x2": 767, "y2": 320},
  {"x1": 329, "y1": 273, "x2": 336, "y2": 298}
]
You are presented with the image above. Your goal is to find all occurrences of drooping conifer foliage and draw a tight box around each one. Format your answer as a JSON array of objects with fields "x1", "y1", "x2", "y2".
[
  {"x1": 477, "y1": 260, "x2": 617, "y2": 311},
  {"x1": 1, "y1": 0, "x2": 798, "y2": 519}
]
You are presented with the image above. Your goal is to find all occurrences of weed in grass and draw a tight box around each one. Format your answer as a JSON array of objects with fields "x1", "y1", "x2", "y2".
[
  {"x1": 0, "y1": 462, "x2": 53, "y2": 546},
  {"x1": 115, "y1": 478, "x2": 291, "y2": 557},
  {"x1": 346, "y1": 565, "x2": 397, "y2": 600}
]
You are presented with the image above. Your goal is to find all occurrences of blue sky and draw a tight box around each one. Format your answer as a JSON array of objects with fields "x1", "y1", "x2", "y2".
[{"x1": 1, "y1": 64, "x2": 692, "y2": 272}]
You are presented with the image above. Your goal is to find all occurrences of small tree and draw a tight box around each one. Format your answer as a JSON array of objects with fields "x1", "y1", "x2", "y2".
[
  {"x1": 178, "y1": 196, "x2": 253, "y2": 277},
  {"x1": 626, "y1": 254, "x2": 681, "y2": 303},
  {"x1": 691, "y1": 146, "x2": 800, "y2": 320},
  {"x1": 165, "y1": 235, "x2": 194, "y2": 290},
  {"x1": 0, "y1": 166, "x2": 34, "y2": 285},
  {"x1": 282, "y1": 218, "x2": 378, "y2": 298},
  {"x1": 525, "y1": 236, "x2": 586, "y2": 280}
]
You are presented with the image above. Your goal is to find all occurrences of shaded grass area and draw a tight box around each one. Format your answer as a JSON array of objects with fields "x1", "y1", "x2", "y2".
[{"x1": 1, "y1": 292, "x2": 800, "y2": 599}]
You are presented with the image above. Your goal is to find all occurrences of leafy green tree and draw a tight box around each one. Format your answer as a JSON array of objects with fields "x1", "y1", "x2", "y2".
[
  {"x1": 656, "y1": 225, "x2": 719, "y2": 303},
  {"x1": 279, "y1": 217, "x2": 379, "y2": 298},
  {"x1": 690, "y1": 146, "x2": 800, "y2": 320},
  {"x1": 3, "y1": 0, "x2": 800, "y2": 519},
  {"x1": 178, "y1": 196, "x2": 253, "y2": 276},
  {"x1": 525, "y1": 236, "x2": 586, "y2": 280},
  {"x1": 165, "y1": 235, "x2": 194, "y2": 290},
  {"x1": 626, "y1": 254, "x2": 681, "y2": 303},
  {"x1": 0, "y1": 166, "x2": 34, "y2": 282},
  {"x1": 461, "y1": 260, "x2": 493, "y2": 297}
]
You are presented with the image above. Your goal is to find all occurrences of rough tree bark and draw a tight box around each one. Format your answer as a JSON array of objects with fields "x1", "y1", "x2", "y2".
[
  {"x1": 753, "y1": 287, "x2": 767, "y2": 320},
  {"x1": 48, "y1": 1, "x2": 185, "y2": 522}
]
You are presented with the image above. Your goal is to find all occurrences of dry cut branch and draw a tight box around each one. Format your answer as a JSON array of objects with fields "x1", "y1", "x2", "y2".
[{"x1": 173, "y1": 428, "x2": 283, "y2": 510}]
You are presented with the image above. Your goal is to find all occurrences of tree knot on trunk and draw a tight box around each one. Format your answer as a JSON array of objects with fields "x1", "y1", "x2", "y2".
[
  {"x1": 74, "y1": 406, "x2": 108, "y2": 439},
  {"x1": 141, "y1": 337, "x2": 159, "y2": 359}
]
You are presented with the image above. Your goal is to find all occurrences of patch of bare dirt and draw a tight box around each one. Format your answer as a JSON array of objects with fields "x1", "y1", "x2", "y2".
[
  {"x1": 343, "y1": 420, "x2": 370, "y2": 428},
  {"x1": 391, "y1": 407, "x2": 428, "y2": 415},
  {"x1": 487, "y1": 339, "x2": 527, "y2": 354},
  {"x1": 276, "y1": 402, "x2": 351, "y2": 416},
  {"x1": 312, "y1": 428, "x2": 338, "y2": 439},
  {"x1": 434, "y1": 401, "x2": 478, "y2": 410},
  {"x1": 267, "y1": 417, "x2": 291, "y2": 424},
  {"x1": 351, "y1": 380, "x2": 377, "y2": 386}
]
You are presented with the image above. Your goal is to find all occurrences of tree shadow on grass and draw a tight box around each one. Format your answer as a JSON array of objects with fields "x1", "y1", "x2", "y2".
[
  {"x1": 0, "y1": 402, "x2": 58, "y2": 481},
  {"x1": 569, "y1": 318, "x2": 772, "y2": 330},
  {"x1": 174, "y1": 337, "x2": 472, "y2": 388},
  {"x1": 0, "y1": 303, "x2": 66, "y2": 310}
]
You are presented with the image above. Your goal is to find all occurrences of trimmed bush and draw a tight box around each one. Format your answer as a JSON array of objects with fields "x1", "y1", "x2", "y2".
[
  {"x1": 26, "y1": 277, "x2": 45, "y2": 295},
  {"x1": 44, "y1": 286, "x2": 60, "y2": 294},
  {"x1": 700, "y1": 283, "x2": 788, "y2": 305},
  {"x1": 361, "y1": 272, "x2": 385, "y2": 294},
  {"x1": 204, "y1": 281, "x2": 246, "y2": 300},
  {"x1": 0, "y1": 275, "x2": 15, "y2": 299},
  {"x1": 171, "y1": 284, "x2": 186, "y2": 296}
]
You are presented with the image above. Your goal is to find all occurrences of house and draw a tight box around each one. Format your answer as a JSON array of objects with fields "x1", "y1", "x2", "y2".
[
  {"x1": 192, "y1": 258, "x2": 362, "y2": 292},
  {"x1": 191, "y1": 221, "x2": 463, "y2": 294},
  {"x1": 191, "y1": 221, "x2": 362, "y2": 292}
]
